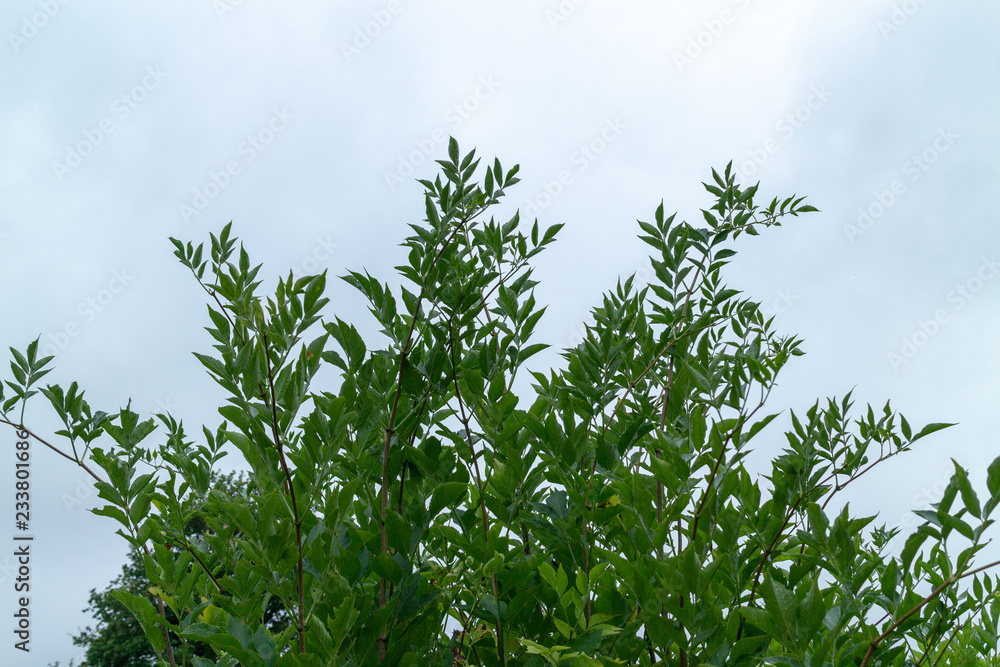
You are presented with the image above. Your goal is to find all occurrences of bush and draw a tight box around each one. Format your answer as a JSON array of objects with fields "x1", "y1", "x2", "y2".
[{"x1": 7, "y1": 140, "x2": 1000, "y2": 666}]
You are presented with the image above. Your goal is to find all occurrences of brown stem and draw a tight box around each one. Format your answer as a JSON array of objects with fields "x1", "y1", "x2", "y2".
[
  {"x1": 260, "y1": 333, "x2": 306, "y2": 654},
  {"x1": 656, "y1": 359, "x2": 674, "y2": 561},
  {"x1": 377, "y1": 333, "x2": 414, "y2": 658},
  {"x1": 689, "y1": 405, "x2": 755, "y2": 546},
  {"x1": 819, "y1": 446, "x2": 898, "y2": 511},
  {"x1": 377, "y1": 208, "x2": 485, "y2": 658},
  {"x1": 582, "y1": 516, "x2": 591, "y2": 628},
  {"x1": 735, "y1": 452, "x2": 817, "y2": 642},
  {"x1": 455, "y1": 604, "x2": 485, "y2": 666},
  {"x1": 917, "y1": 614, "x2": 948, "y2": 666},
  {"x1": 152, "y1": 587, "x2": 178, "y2": 667},
  {"x1": 446, "y1": 330, "x2": 489, "y2": 545},
  {"x1": 163, "y1": 536, "x2": 225, "y2": 595},
  {"x1": 590, "y1": 240, "x2": 711, "y2": 661},
  {"x1": 397, "y1": 458, "x2": 408, "y2": 515},
  {"x1": 659, "y1": 369, "x2": 682, "y2": 663},
  {"x1": 928, "y1": 613, "x2": 971, "y2": 667},
  {"x1": 2, "y1": 421, "x2": 104, "y2": 484},
  {"x1": 860, "y1": 557, "x2": 1000, "y2": 667},
  {"x1": 137, "y1": 525, "x2": 177, "y2": 665},
  {"x1": 645, "y1": 629, "x2": 658, "y2": 664},
  {"x1": 447, "y1": 325, "x2": 505, "y2": 666}
]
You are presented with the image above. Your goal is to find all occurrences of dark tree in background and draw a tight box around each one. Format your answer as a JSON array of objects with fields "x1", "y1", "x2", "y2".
[
  {"x1": 70, "y1": 548, "x2": 161, "y2": 667},
  {"x1": 54, "y1": 472, "x2": 287, "y2": 667}
]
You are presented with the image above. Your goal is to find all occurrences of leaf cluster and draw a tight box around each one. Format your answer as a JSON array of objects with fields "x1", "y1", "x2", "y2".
[{"x1": 11, "y1": 142, "x2": 1000, "y2": 667}]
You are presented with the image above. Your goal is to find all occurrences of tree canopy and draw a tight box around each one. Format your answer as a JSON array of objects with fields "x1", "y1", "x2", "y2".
[{"x1": 13, "y1": 140, "x2": 1000, "y2": 665}]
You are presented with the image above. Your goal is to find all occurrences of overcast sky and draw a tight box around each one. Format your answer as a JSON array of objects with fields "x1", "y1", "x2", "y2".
[{"x1": 2, "y1": 2, "x2": 999, "y2": 664}]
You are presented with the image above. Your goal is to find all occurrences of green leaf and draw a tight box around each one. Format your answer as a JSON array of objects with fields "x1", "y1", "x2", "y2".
[
  {"x1": 425, "y1": 195, "x2": 440, "y2": 226},
  {"x1": 912, "y1": 422, "x2": 955, "y2": 442},
  {"x1": 128, "y1": 493, "x2": 152, "y2": 525},
  {"x1": 429, "y1": 482, "x2": 467, "y2": 518},
  {"x1": 371, "y1": 553, "x2": 402, "y2": 583},
  {"x1": 940, "y1": 512, "x2": 975, "y2": 540},
  {"x1": 575, "y1": 567, "x2": 588, "y2": 596},
  {"x1": 899, "y1": 532, "x2": 928, "y2": 571},
  {"x1": 92, "y1": 504, "x2": 130, "y2": 527},
  {"x1": 111, "y1": 590, "x2": 167, "y2": 653},
  {"x1": 518, "y1": 343, "x2": 549, "y2": 364},
  {"x1": 952, "y1": 459, "x2": 982, "y2": 519},
  {"x1": 555, "y1": 564, "x2": 568, "y2": 596},
  {"x1": 680, "y1": 545, "x2": 700, "y2": 593},
  {"x1": 9, "y1": 346, "x2": 29, "y2": 372},
  {"x1": 553, "y1": 616, "x2": 573, "y2": 639},
  {"x1": 880, "y1": 559, "x2": 899, "y2": 599},
  {"x1": 253, "y1": 626, "x2": 277, "y2": 666},
  {"x1": 385, "y1": 509, "x2": 412, "y2": 553},
  {"x1": 987, "y1": 456, "x2": 1000, "y2": 499},
  {"x1": 538, "y1": 562, "x2": 558, "y2": 592},
  {"x1": 326, "y1": 597, "x2": 359, "y2": 659}
]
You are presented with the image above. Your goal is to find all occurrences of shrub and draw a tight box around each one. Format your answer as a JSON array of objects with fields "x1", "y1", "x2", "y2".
[{"x1": 7, "y1": 140, "x2": 1000, "y2": 666}]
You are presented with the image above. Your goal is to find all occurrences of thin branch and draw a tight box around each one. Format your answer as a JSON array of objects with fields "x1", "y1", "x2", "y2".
[
  {"x1": 261, "y1": 332, "x2": 306, "y2": 654},
  {"x1": 162, "y1": 536, "x2": 226, "y2": 595},
  {"x1": 860, "y1": 556, "x2": 1000, "y2": 667},
  {"x1": 447, "y1": 322, "x2": 505, "y2": 666},
  {"x1": 1, "y1": 420, "x2": 104, "y2": 484},
  {"x1": 690, "y1": 394, "x2": 768, "y2": 543},
  {"x1": 377, "y1": 205, "x2": 486, "y2": 659}
]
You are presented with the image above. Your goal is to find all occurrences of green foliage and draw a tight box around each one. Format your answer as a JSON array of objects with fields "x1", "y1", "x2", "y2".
[
  {"x1": 10, "y1": 140, "x2": 1000, "y2": 666},
  {"x1": 72, "y1": 548, "x2": 185, "y2": 667},
  {"x1": 61, "y1": 472, "x2": 287, "y2": 667}
]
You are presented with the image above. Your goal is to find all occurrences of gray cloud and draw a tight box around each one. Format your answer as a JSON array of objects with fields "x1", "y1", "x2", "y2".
[{"x1": 2, "y1": 2, "x2": 999, "y2": 663}]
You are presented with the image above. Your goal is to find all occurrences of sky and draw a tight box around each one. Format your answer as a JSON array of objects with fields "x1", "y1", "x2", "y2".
[{"x1": 1, "y1": 1, "x2": 998, "y2": 664}]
